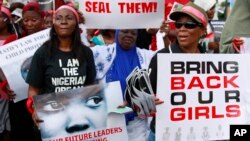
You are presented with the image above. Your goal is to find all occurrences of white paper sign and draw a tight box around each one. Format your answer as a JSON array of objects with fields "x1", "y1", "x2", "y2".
[
  {"x1": 0, "y1": 29, "x2": 50, "y2": 67},
  {"x1": 156, "y1": 54, "x2": 250, "y2": 141},
  {"x1": 78, "y1": 0, "x2": 164, "y2": 29},
  {"x1": 0, "y1": 29, "x2": 50, "y2": 102},
  {"x1": 240, "y1": 37, "x2": 250, "y2": 53},
  {"x1": 166, "y1": 2, "x2": 183, "y2": 21}
]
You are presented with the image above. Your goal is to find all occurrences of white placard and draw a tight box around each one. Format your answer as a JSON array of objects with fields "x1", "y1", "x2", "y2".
[
  {"x1": 0, "y1": 29, "x2": 50, "y2": 102},
  {"x1": 78, "y1": 0, "x2": 164, "y2": 29},
  {"x1": 156, "y1": 54, "x2": 250, "y2": 141}
]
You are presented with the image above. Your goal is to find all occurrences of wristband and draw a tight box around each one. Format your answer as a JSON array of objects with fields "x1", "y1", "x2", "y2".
[
  {"x1": 149, "y1": 112, "x2": 156, "y2": 117},
  {"x1": 232, "y1": 38, "x2": 243, "y2": 53},
  {"x1": 0, "y1": 80, "x2": 8, "y2": 88},
  {"x1": 0, "y1": 80, "x2": 8, "y2": 93},
  {"x1": 26, "y1": 97, "x2": 34, "y2": 114}
]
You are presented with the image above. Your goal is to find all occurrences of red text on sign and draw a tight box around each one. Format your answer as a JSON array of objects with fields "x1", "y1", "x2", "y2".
[
  {"x1": 170, "y1": 104, "x2": 240, "y2": 121},
  {"x1": 85, "y1": 2, "x2": 111, "y2": 13},
  {"x1": 118, "y1": 2, "x2": 157, "y2": 13},
  {"x1": 171, "y1": 75, "x2": 239, "y2": 90}
]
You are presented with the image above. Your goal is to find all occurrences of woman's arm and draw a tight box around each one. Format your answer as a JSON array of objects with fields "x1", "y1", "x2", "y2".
[
  {"x1": 28, "y1": 85, "x2": 40, "y2": 97},
  {"x1": 27, "y1": 85, "x2": 43, "y2": 128}
]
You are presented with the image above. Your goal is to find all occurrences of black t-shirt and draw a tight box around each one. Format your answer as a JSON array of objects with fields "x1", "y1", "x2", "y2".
[
  {"x1": 26, "y1": 44, "x2": 96, "y2": 94},
  {"x1": 148, "y1": 42, "x2": 205, "y2": 133}
]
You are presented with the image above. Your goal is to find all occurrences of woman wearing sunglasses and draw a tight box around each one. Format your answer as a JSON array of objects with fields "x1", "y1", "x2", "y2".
[{"x1": 147, "y1": 2, "x2": 208, "y2": 141}]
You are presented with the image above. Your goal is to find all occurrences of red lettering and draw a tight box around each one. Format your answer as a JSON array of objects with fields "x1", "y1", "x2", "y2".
[
  {"x1": 171, "y1": 108, "x2": 185, "y2": 121},
  {"x1": 171, "y1": 77, "x2": 184, "y2": 90},
  {"x1": 224, "y1": 76, "x2": 239, "y2": 88},
  {"x1": 171, "y1": 75, "x2": 238, "y2": 90},
  {"x1": 141, "y1": 2, "x2": 156, "y2": 12},
  {"x1": 188, "y1": 77, "x2": 204, "y2": 89},
  {"x1": 127, "y1": 3, "x2": 134, "y2": 13},
  {"x1": 226, "y1": 104, "x2": 241, "y2": 117},
  {"x1": 212, "y1": 106, "x2": 224, "y2": 118},
  {"x1": 118, "y1": 2, "x2": 157, "y2": 13},
  {"x1": 93, "y1": 2, "x2": 98, "y2": 12},
  {"x1": 86, "y1": 1, "x2": 91, "y2": 12},
  {"x1": 207, "y1": 76, "x2": 221, "y2": 88},
  {"x1": 118, "y1": 2, "x2": 125, "y2": 13},
  {"x1": 195, "y1": 106, "x2": 209, "y2": 119},
  {"x1": 171, "y1": 105, "x2": 240, "y2": 121},
  {"x1": 188, "y1": 107, "x2": 192, "y2": 120},
  {"x1": 106, "y1": 3, "x2": 111, "y2": 13},
  {"x1": 135, "y1": 3, "x2": 140, "y2": 13},
  {"x1": 85, "y1": 2, "x2": 111, "y2": 13}
]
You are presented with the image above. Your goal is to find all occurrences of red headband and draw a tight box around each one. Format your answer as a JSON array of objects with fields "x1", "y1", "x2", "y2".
[
  {"x1": 1, "y1": 6, "x2": 11, "y2": 19},
  {"x1": 22, "y1": 2, "x2": 44, "y2": 18},
  {"x1": 55, "y1": 5, "x2": 79, "y2": 22}
]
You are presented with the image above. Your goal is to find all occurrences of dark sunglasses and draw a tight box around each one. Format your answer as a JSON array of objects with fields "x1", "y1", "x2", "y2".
[{"x1": 175, "y1": 22, "x2": 202, "y2": 29}]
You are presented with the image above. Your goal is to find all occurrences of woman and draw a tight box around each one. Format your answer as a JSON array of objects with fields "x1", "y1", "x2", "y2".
[
  {"x1": 91, "y1": 29, "x2": 155, "y2": 141},
  {"x1": 147, "y1": 2, "x2": 208, "y2": 141},
  {"x1": 88, "y1": 29, "x2": 115, "y2": 46},
  {"x1": 92, "y1": 30, "x2": 154, "y2": 92},
  {"x1": 0, "y1": 6, "x2": 16, "y2": 141},
  {"x1": 4, "y1": 2, "x2": 44, "y2": 44},
  {"x1": 3, "y1": 2, "x2": 46, "y2": 141},
  {"x1": 43, "y1": 10, "x2": 53, "y2": 29},
  {"x1": 0, "y1": 6, "x2": 13, "y2": 45},
  {"x1": 25, "y1": 4, "x2": 96, "y2": 140},
  {"x1": 26, "y1": 3, "x2": 96, "y2": 111}
]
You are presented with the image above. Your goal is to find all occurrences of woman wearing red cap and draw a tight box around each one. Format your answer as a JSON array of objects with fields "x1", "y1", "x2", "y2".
[{"x1": 147, "y1": 2, "x2": 208, "y2": 141}]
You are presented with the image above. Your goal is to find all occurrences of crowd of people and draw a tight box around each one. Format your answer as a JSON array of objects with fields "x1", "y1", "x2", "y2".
[{"x1": 0, "y1": 0, "x2": 245, "y2": 141}]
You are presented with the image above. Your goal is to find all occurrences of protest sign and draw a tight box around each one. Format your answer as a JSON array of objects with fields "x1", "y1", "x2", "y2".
[
  {"x1": 0, "y1": 28, "x2": 50, "y2": 67},
  {"x1": 0, "y1": 29, "x2": 50, "y2": 102},
  {"x1": 125, "y1": 67, "x2": 156, "y2": 118},
  {"x1": 156, "y1": 54, "x2": 250, "y2": 141},
  {"x1": 166, "y1": 2, "x2": 183, "y2": 21},
  {"x1": 33, "y1": 81, "x2": 129, "y2": 141},
  {"x1": 78, "y1": 0, "x2": 164, "y2": 29},
  {"x1": 38, "y1": 0, "x2": 53, "y2": 11},
  {"x1": 239, "y1": 37, "x2": 250, "y2": 54},
  {"x1": 210, "y1": 20, "x2": 225, "y2": 42}
]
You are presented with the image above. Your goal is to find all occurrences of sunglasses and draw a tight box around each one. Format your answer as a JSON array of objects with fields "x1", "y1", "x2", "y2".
[{"x1": 175, "y1": 22, "x2": 202, "y2": 29}]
